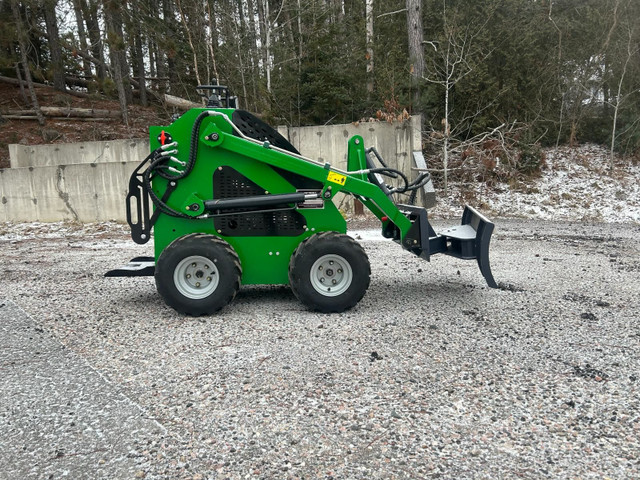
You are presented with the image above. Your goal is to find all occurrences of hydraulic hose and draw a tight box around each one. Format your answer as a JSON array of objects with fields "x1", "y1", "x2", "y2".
[{"x1": 142, "y1": 111, "x2": 215, "y2": 218}]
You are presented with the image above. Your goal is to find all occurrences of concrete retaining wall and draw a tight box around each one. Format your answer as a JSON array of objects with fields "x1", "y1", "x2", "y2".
[{"x1": 2, "y1": 116, "x2": 423, "y2": 222}]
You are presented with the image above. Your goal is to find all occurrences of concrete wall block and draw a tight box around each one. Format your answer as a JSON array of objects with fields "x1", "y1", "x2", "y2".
[
  {"x1": 1, "y1": 166, "x2": 71, "y2": 222},
  {"x1": 61, "y1": 162, "x2": 137, "y2": 222},
  {"x1": 285, "y1": 120, "x2": 410, "y2": 173},
  {"x1": 9, "y1": 139, "x2": 150, "y2": 169}
]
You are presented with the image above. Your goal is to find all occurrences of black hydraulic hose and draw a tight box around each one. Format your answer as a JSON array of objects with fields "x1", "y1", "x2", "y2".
[
  {"x1": 368, "y1": 167, "x2": 410, "y2": 194},
  {"x1": 143, "y1": 153, "x2": 192, "y2": 219},
  {"x1": 406, "y1": 171, "x2": 432, "y2": 191},
  {"x1": 143, "y1": 111, "x2": 215, "y2": 217},
  {"x1": 153, "y1": 111, "x2": 211, "y2": 181},
  {"x1": 366, "y1": 147, "x2": 390, "y2": 169}
]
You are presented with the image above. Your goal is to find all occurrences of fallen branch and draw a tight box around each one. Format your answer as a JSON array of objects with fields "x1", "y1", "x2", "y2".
[
  {"x1": 2, "y1": 115, "x2": 115, "y2": 122},
  {"x1": 164, "y1": 94, "x2": 201, "y2": 109},
  {"x1": 3, "y1": 107, "x2": 121, "y2": 118},
  {"x1": 0, "y1": 75, "x2": 47, "y2": 88}
]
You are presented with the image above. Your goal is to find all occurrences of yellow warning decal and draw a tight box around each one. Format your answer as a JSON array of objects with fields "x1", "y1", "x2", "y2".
[{"x1": 327, "y1": 171, "x2": 347, "y2": 186}]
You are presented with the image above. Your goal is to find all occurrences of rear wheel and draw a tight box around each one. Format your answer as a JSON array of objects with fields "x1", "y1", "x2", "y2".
[
  {"x1": 155, "y1": 234, "x2": 241, "y2": 315},
  {"x1": 289, "y1": 232, "x2": 370, "y2": 312}
]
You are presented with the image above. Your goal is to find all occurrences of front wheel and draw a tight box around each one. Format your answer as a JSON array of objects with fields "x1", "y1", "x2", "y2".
[
  {"x1": 289, "y1": 232, "x2": 370, "y2": 313},
  {"x1": 155, "y1": 234, "x2": 241, "y2": 315}
]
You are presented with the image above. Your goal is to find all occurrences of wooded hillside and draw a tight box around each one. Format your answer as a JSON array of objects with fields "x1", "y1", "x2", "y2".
[{"x1": 1, "y1": 0, "x2": 639, "y2": 161}]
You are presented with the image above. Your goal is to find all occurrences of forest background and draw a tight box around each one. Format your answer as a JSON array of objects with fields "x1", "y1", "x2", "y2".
[{"x1": 1, "y1": 0, "x2": 639, "y2": 175}]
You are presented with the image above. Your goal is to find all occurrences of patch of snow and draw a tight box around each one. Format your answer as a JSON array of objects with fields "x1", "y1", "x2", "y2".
[
  {"x1": 347, "y1": 229, "x2": 390, "y2": 242},
  {"x1": 430, "y1": 144, "x2": 640, "y2": 224},
  {"x1": 0, "y1": 221, "x2": 130, "y2": 242}
]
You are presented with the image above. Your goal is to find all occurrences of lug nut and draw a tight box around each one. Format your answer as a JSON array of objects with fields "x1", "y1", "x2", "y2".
[
  {"x1": 338, "y1": 269, "x2": 343, "y2": 274},
  {"x1": 186, "y1": 274, "x2": 191, "y2": 278},
  {"x1": 196, "y1": 282, "x2": 201, "y2": 287},
  {"x1": 207, "y1": 277, "x2": 211, "y2": 282},
  {"x1": 192, "y1": 263, "x2": 197, "y2": 267},
  {"x1": 332, "y1": 279, "x2": 337, "y2": 285},
  {"x1": 320, "y1": 278, "x2": 325, "y2": 283}
]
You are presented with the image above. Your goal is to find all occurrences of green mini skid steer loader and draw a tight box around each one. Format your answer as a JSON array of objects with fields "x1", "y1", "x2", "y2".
[{"x1": 106, "y1": 85, "x2": 497, "y2": 315}]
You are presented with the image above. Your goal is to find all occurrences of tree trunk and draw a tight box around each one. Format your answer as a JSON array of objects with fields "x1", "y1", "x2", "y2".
[
  {"x1": 10, "y1": 0, "x2": 45, "y2": 126},
  {"x1": 206, "y1": 0, "x2": 220, "y2": 84},
  {"x1": 263, "y1": 0, "x2": 272, "y2": 93},
  {"x1": 569, "y1": 121, "x2": 577, "y2": 148},
  {"x1": 257, "y1": 0, "x2": 269, "y2": 86},
  {"x1": 406, "y1": 0, "x2": 425, "y2": 109},
  {"x1": 175, "y1": 0, "x2": 202, "y2": 85},
  {"x1": 234, "y1": 5, "x2": 249, "y2": 104},
  {"x1": 365, "y1": 0, "x2": 374, "y2": 96},
  {"x1": 162, "y1": 0, "x2": 178, "y2": 94},
  {"x1": 134, "y1": 26, "x2": 148, "y2": 106},
  {"x1": 297, "y1": 0, "x2": 303, "y2": 72},
  {"x1": 148, "y1": 40, "x2": 156, "y2": 79},
  {"x1": 71, "y1": 0, "x2": 93, "y2": 78},
  {"x1": 43, "y1": 0, "x2": 66, "y2": 91},
  {"x1": 81, "y1": 0, "x2": 106, "y2": 81},
  {"x1": 610, "y1": 27, "x2": 634, "y2": 169},
  {"x1": 104, "y1": 0, "x2": 129, "y2": 124},
  {"x1": 443, "y1": 78, "x2": 450, "y2": 194},
  {"x1": 15, "y1": 63, "x2": 28, "y2": 104},
  {"x1": 246, "y1": 0, "x2": 260, "y2": 108}
]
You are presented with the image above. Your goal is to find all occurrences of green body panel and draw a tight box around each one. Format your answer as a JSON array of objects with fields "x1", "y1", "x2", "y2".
[{"x1": 148, "y1": 108, "x2": 413, "y2": 286}]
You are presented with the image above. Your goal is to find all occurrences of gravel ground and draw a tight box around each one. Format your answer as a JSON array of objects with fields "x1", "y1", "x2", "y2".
[{"x1": 1, "y1": 218, "x2": 639, "y2": 479}]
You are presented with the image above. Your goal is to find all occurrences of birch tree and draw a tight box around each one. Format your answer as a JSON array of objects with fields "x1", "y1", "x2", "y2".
[
  {"x1": 423, "y1": 1, "x2": 494, "y2": 192},
  {"x1": 608, "y1": 22, "x2": 639, "y2": 165},
  {"x1": 365, "y1": 0, "x2": 374, "y2": 96}
]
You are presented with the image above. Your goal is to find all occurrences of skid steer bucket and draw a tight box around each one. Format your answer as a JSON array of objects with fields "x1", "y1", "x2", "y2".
[{"x1": 396, "y1": 204, "x2": 497, "y2": 288}]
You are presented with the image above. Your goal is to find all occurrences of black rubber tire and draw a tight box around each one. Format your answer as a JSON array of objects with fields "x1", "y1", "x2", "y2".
[
  {"x1": 289, "y1": 232, "x2": 370, "y2": 313},
  {"x1": 155, "y1": 234, "x2": 241, "y2": 315}
]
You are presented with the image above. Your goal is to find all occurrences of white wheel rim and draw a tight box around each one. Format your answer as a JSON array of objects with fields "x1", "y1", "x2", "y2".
[
  {"x1": 173, "y1": 255, "x2": 220, "y2": 300},
  {"x1": 309, "y1": 254, "x2": 353, "y2": 297}
]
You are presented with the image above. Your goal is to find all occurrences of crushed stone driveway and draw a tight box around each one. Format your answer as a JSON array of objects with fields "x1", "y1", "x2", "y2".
[{"x1": 1, "y1": 218, "x2": 639, "y2": 479}]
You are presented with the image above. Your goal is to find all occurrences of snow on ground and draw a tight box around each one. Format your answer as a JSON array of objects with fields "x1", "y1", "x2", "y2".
[
  {"x1": 431, "y1": 144, "x2": 640, "y2": 223},
  {"x1": 0, "y1": 221, "x2": 130, "y2": 242}
]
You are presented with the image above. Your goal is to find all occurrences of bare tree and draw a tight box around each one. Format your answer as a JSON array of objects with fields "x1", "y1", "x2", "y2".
[
  {"x1": 423, "y1": 2, "x2": 493, "y2": 192},
  {"x1": 609, "y1": 23, "x2": 639, "y2": 166}
]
